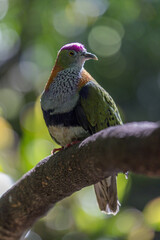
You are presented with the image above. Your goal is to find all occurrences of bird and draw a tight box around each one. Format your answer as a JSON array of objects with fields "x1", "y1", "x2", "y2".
[{"x1": 40, "y1": 42, "x2": 123, "y2": 215}]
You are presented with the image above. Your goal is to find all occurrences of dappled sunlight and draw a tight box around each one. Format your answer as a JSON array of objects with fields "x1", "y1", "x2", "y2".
[
  {"x1": 0, "y1": 88, "x2": 23, "y2": 120},
  {"x1": 62, "y1": 231, "x2": 89, "y2": 240},
  {"x1": 19, "y1": 61, "x2": 39, "y2": 85},
  {"x1": 0, "y1": 24, "x2": 20, "y2": 62},
  {"x1": 25, "y1": 230, "x2": 42, "y2": 240},
  {"x1": 144, "y1": 197, "x2": 160, "y2": 231},
  {"x1": 45, "y1": 205, "x2": 74, "y2": 231},
  {"x1": 0, "y1": 117, "x2": 14, "y2": 150},
  {"x1": 20, "y1": 98, "x2": 51, "y2": 140},
  {"x1": 115, "y1": 209, "x2": 144, "y2": 235},
  {"x1": 88, "y1": 25, "x2": 122, "y2": 57},
  {"x1": 0, "y1": 0, "x2": 160, "y2": 239},
  {"x1": 34, "y1": 96, "x2": 53, "y2": 139},
  {"x1": 53, "y1": 11, "x2": 87, "y2": 38},
  {"x1": 128, "y1": 226, "x2": 154, "y2": 240},
  {"x1": 76, "y1": 186, "x2": 104, "y2": 217},
  {"x1": 19, "y1": 98, "x2": 56, "y2": 170},
  {"x1": 75, "y1": 208, "x2": 107, "y2": 234},
  {"x1": 96, "y1": 238, "x2": 112, "y2": 240},
  {"x1": 110, "y1": 1, "x2": 140, "y2": 23},
  {"x1": 8, "y1": 63, "x2": 34, "y2": 93},
  {"x1": 20, "y1": 103, "x2": 36, "y2": 133},
  {"x1": 0, "y1": 0, "x2": 9, "y2": 20},
  {"x1": 25, "y1": 138, "x2": 53, "y2": 165},
  {"x1": 74, "y1": 0, "x2": 109, "y2": 17},
  {"x1": 53, "y1": 0, "x2": 109, "y2": 38},
  {"x1": 117, "y1": 173, "x2": 129, "y2": 201}
]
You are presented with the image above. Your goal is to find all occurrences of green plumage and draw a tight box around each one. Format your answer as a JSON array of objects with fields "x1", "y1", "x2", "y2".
[
  {"x1": 78, "y1": 81, "x2": 122, "y2": 214},
  {"x1": 80, "y1": 82, "x2": 122, "y2": 132},
  {"x1": 41, "y1": 42, "x2": 123, "y2": 215}
]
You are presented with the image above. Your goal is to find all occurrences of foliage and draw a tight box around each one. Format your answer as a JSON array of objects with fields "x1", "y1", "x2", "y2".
[{"x1": 0, "y1": 0, "x2": 160, "y2": 239}]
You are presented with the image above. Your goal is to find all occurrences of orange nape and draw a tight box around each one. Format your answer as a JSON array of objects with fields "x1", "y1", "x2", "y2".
[{"x1": 45, "y1": 64, "x2": 63, "y2": 91}]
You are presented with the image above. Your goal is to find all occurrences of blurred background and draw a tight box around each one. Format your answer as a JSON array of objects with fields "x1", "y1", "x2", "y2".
[{"x1": 0, "y1": 0, "x2": 160, "y2": 239}]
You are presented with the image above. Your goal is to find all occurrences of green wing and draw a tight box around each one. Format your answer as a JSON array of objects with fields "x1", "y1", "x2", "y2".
[{"x1": 76, "y1": 81, "x2": 122, "y2": 134}]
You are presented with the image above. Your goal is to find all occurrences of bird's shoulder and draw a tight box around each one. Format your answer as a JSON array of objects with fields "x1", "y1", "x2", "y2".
[
  {"x1": 77, "y1": 80, "x2": 123, "y2": 130},
  {"x1": 78, "y1": 68, "x2": 97, "y2": 90},
  {"x1": 79, "y1": 79, "x2": 114, "y2": 108}
]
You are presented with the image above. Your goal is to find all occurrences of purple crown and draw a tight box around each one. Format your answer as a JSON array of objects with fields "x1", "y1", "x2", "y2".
[{"x1": 61, "y1": 43, "x2": 86, "y2": 52}]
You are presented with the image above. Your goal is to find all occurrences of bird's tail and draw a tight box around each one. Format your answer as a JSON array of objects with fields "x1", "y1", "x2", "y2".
[{"x1": 94, "y1": 175, "x2": 120, "y2": 215}]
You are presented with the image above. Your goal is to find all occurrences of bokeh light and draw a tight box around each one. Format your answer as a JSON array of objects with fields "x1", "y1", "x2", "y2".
[
  {"x1": 115, "y1": 209, "x2": 143, "y2": 235},
  {"x1": 74, "y1": 0, "x2": 109, "y2": 17},
  {"x1": 77, "y1": 186, "x2": 103, "y2": 217},
  {"x1": 45, "y1": 205, "x2": 74, "y2": 231},
  {"x1": 0, "y1": 117, "x2": 14, "y2": 150},
  {"x1": 117, "y1": 173, "x2": 129, "y2": 201},
  {"x1": 1, "y1": 0, "x2": 160, "y2": 239},
  {"x1": 0, "y1": 0, "x2": 9, "y2": 20},
  {"x1": 8, "y1": 63, "x2": 34, "y2": 93},
  {"x1": 19, "y1": 61, "x2": 39, "y2": 84},
  {"x1": 97, "y1": 238, "x2": 112, "y2": 240},
  {"x1": 0, "y1": 88, "x2": 23, "y2": 120},
  {"x1": 144, "y1": 197, "x2": 160, "y2": 231},
  {"x1": 110, "y1": 0, "x2": 140, "y2": 23},
  {"x1": 128, "y1": 226, "x2": 154, "y2": 240},
  {"x1": 62, "y1": 231, "x2": 89, "y2": 240},
  {"x1": 25, "y1": 138, "x2": 53, "y2": 166},
  {"x1": 25, "y1": 230, "x2": 42, "y2": 240},
  {"x1": 88, "y1": 25, "x2": 122, "y2": 57},
  {"x1": 0, "y1": 24, "x2": 20, "y2": 62},
  {"x1": 53, "y1": 6, "x2": 87, "y2": 37}
]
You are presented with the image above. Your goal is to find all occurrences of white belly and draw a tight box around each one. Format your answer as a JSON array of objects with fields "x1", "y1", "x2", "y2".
[{"x1": 48, "y1": 125, "x2": 89, "y2": 146}]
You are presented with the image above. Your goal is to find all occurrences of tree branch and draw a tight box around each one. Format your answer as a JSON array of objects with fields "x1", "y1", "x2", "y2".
[{"x1": 0, "y1": 122, "x2": 160, "y2": 240}]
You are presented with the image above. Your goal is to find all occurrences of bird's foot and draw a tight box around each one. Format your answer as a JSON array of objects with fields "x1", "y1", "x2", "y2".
[
  {"x1": 51, "y1": 141, "x2": 80, "y2": 154},
  {"x1": 51, "y1": 147, "x2": 64, "y2": 154},
  {"x1": 65, "y1": 140, "x2": 80, "y2": 149}
]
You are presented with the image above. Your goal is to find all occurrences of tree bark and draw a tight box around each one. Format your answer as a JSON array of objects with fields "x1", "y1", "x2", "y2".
[{"x1": 0, "y1": 121, "x2": 160, "y2": 240}]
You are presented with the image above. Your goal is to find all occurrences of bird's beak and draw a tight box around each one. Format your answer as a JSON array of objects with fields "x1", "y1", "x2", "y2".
[{"x1": 82, "y1": 51, "x2": 98, "y2": 60}]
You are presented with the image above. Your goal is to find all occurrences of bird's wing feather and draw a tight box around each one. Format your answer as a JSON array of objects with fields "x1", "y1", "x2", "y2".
[
  {"x1": 76, "y1": 81, "x2": 123, "y2": 215},
  {"x1": 75, "y1": 81, "x2": 122, "y2": 134}
]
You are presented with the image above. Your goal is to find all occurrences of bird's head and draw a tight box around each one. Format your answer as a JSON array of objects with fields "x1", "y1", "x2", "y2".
[{"x1": 56, "y1": 43, "x2": 98, "y2": 69}]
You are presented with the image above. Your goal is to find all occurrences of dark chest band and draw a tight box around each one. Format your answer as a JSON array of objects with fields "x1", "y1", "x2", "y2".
[{"x1": 42, "y1": 108, "x2": 80, "y2": 127}]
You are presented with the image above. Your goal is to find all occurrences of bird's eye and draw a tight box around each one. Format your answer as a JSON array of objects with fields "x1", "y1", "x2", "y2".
[{"x1": 69, "y1": 51, "x2": 76, "y2": 56}]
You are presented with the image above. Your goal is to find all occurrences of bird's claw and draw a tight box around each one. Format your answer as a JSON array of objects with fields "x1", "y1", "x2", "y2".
[
  {"x1": 51, "y1": 147, "x2": 64, "y2": 154},
  {"x1": 65, "y1": 140, "x2": 80, "y2": 148},
  {"x1": 51, "y1": 141, "x2": 80, "y2": 154}
]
